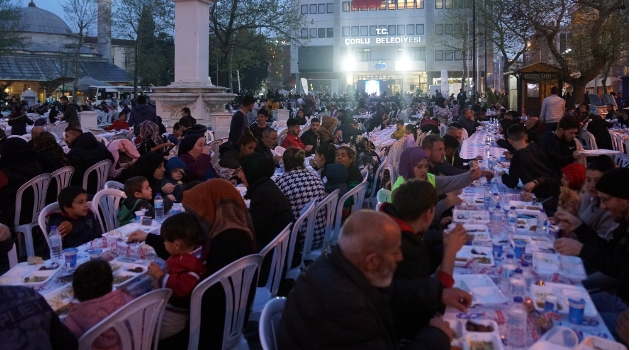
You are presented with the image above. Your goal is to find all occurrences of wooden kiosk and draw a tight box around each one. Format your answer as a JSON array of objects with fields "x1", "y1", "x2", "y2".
[{"x1": 510, "y1": 63, "x2": 563, "y2": 117}]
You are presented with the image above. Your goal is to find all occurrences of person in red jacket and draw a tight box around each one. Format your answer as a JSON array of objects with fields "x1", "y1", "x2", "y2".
[
  {"x1": 281, "y1": 119, "x2": 306, "y2": 149},
  {"x1": 104, "y1": 111, "x2": 130, "y2": 131},
  {"x1": 148, "y1": 213, "x2": 206, "y2": 340}
]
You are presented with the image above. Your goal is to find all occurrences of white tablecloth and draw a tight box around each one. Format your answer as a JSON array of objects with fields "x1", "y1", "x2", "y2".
[{"x1": 460, "y1": 130, "x2": 509, "y2": 159}]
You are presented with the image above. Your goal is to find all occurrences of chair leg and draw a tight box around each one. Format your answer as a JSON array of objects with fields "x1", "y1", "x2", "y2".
[
  {"x1": 17, "y1": 224, "x2": 36, "y2": 257},
  {"x1": 8, "y1": 243, "x2": 18, "y2": 268}
]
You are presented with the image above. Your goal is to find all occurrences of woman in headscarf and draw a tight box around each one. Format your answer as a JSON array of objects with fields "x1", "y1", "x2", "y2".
[
  {"x1": 127, "y1": 180, "x2": 257, "y2": 349},
  {"x1": 136, "y1": 120, "x2": 173, "y2": 156},
  {"x1": 128, "y1": 152, "x2": 174, "y2": 209},
  {"x1": 32, "y1": 131, "x2": 69, "y2": 172},
  {"x1": 318, "y1": 116, "x2": 338, "y2": 143},
  {"x1": 7, "y1": 105, "x2": 33, "y2": 136},
  {"x1": 433, "y1": 97, "x2": 452, "y2": 125},
  {"x1": 0, "y1": 138, "x2": 44, "y2": 226},
  {"x1": 178, "y1": 134, "x2": 218, "y2": 182}
]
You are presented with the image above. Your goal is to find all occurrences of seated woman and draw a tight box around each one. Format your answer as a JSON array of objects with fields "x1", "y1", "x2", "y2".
[
  {"x1": 178, "y1": 134, "x2": 219, "y2": 183},
  {"x1": 335, "y1": 146, "x2": 363, "y2": 189},
  {"x1": 0, "y1": 138, "x2": 44, "y2": 227},
  {"x1": 218, "y1": 129, "x2": 257, "y2": 169},
  {"x1": 128, "y1": 180, "x2": 257, "y2": 349},
  {"x1": 135, "y1": 120, "x2": 173, "y2": 156},
  {"x1": 128, "y1": 152, "x2": 174, "y2": 209},
  {"x1": 33, "y1": 131, "x2": 69, "y2": 173},
  {"x1": 275, "y1": 148, "x2": 327, "y2": 251}
]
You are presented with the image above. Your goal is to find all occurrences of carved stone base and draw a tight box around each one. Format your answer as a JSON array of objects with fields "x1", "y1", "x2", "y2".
[{"x1": 151, "y1": 85, "x2": 235, "y2": 137}]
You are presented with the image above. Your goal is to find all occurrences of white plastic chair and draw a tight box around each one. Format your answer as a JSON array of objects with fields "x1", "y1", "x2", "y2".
[
  {"x1": 364, "y1": 156, "x2": 389, "y2": 208},
  {"x1": 205, "y1": 130, "x2": 215, "y2": 144},
  {"x1": 306, "y1": 190, "x2": 339, "y2": 262},
  {"x1": 78, "y1": 288, "x2": 172, "y2": 350},
  {"x1": 250, "y1": 223, "x2": 292, "y2": 321},
  {"x1": 82, "y1": 159, "x2": 112, "y2": 195},
  {"x1": 37, "y1": 202, "x2": 61, "y2": 245},
  {"x1": 14, "y1": 173, "x2": 52, "y2": 257},
  {"x1": 360, "y1": 165, "x2": 369, "y2": 183},
  {"x1": 328, "y1": 181, "x2": 368, "y2": 246},
  {"x1": 91, "y1": 188, "x2": 126, "y2": 233},
  {"x1": 104, "y1": 180, "x2": 125, "y2": 190},
  {"x1": 21, "y1": 134, "x2": 31, "y2": 142},
  {"x1": 7, "y1": 135, "x2": 22, "y2": 139},
  {"x1": 95, "y1": 135, "x2": 109, "y2": 145},
  {"x1": 7, "y1": 243, "x2": 18, "y2": 268},
  {"x1": 377, "y1": 188, "x2": 392, "y2": 204},
  {"x1": 50, "y1": 166, "x2": 75, "y2": 197},
  {"x1": 284, "y1": 200, "x2": 316, "y2": 281},
  {"x1": 189, "y1": 254, "x2": 263, "y2": 350},
  {"x1": 259, "y1": 297, "x2": 286, "y2": 350}
]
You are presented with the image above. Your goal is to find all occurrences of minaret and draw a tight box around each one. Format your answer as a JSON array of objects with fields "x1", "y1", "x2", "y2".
[{"x1": 97, "y1": 0, "x2": 112, "y2": 61}]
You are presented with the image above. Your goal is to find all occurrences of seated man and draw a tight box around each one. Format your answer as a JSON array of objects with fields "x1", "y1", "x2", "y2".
[
  {"x1": 501, "y1": 124, "x2": 561, "y2": 189},
  {"x1": 254, "y1": 127, "x2": 281, "y2": 167},
  {"x1": 300, "y1": 117, "x2": 321, "y2": 156},
  {"x1": 281, "y1": 119, "x2": 305, "y2": 149},
  {"x1": 277, "y1": 210, "x2": 455, "y2": 350},
  {"x1": 335, "y1": 118, "x2": 363, "y2": 143},
  {"x1": 553, "y1": 168, "x2": 628, "y2": 338},
  {"x1": 423, "y1": 134, "x2": 493, "y2": 179},
  {"x1": 64, "y1": 127, "x2": 114, "y2": 195},
  {"x1": 538, "y1": 116, "x2": 587, "y2": 168},
  {"x1": 380, "y1": 179, "x2": 471, "y2": 339}
]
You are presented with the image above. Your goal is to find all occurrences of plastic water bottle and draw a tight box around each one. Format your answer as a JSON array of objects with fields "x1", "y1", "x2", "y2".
[
  {"x1": 509, "y1": 268, "x2": 526, "y2": 298},
  {"x1": 49, "y1": 226, "x2": 63, "y2": 264},
  {"x1": 507, "y1": 206, "x2": 518, "y2": 234},
  {"x1": 483, "y1": 185, "x2": 492, "y2": 210},
  {"x1": 536, "y1": 209, "x2": 549, "y2": 235},
  {"x1": 508, "y1": 297, "x2": 528, "y2": 349},
  {"x1": 520, "y1": 261, "x2": 534, "y2": 288},
  {"x1": 154, "y1": 193, "x2": 164, "y2": 223},
  {"x1": 491, "y1": 206, "x2": 505, "y2": 235},
  {"x1": 501, "y1": 254, "x2": 518, "y2": 292}
]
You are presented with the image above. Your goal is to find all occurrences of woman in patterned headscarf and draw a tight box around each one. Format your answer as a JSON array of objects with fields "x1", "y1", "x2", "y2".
[
  {"x1": 32, "y1": 131, "x2": 69, "y2": 172},
  {"x1": 136, "y1": 120, "x2": 173, "y2": 156}
]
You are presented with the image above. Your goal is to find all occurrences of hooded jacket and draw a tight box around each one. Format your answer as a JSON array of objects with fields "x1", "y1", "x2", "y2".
[
  {"x1": 67, "y1": 132, "x2": 114, "y2": 194},
  {"x1": 106, "y1": 139, "x2": 140, "y2": 179},
  {"x1": 128, "y1": 103, "x2": 157, "y2": 136},
  {"x1": 47, "y1": 210, "x2": 103, "y2": 249},
  {"x1": 322, "y1": 163, "x2": 348, "y2": 198},
  {"x1": 160, "y1": 157, "x2": 186, "y2": 199}
]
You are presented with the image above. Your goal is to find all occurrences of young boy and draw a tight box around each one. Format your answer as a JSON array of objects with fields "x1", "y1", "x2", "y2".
[
  {"x1": 147, "y1": 213, "x2": 205, "y2": 339},
  {"x1": 47, "y1": 186, "x2": 103, "y2": 248},
  {"x1": 161, "y1": 157, "x2": 186, "y2": 200},
  {"x1": 118, "y1": 176, "x2": 154, "y2": 226},
  {"x1": 391, "y1": 120, "x2": 406, "y2": 139},
  {"x1": 104, "y1": 111, "x2": 130, "y2": 131},
  {"x1": 167, "y1": 122, "x2": 183, "y2": 146},
  {"x1": 65, "y1": 260, "x2": 133, "y2": 347}
]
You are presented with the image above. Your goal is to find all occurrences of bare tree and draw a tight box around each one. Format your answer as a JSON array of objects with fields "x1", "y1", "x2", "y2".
[
  {"x1": 0, "y1": 0, "x2": 24, "y2": 56},
  {"x1": 435, "y1": 4, "x2": 473, "y2": 94},
  {"x1": 516, "y1": 0, "x2": 627, "y2": 99},
  {"x1": 62, "y1": 0, "x2": 99, "y2": 103}
]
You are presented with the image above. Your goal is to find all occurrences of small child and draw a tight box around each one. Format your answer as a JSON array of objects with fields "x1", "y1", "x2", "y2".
[
  {"x1": 147, "y1": 213, "x2": 205, "y2": 339},
  {"x1": 104, "y1": 111, "x2": 130, "y2": 131},
  {"x1": 404, "y1": 124, "x2": 416, "y2": 148},
  {"x1": 391, "y1": 120, "x2": 406, "y2": 140},
  {"x1": 48, "y1": 186, "x2": 103, "y2": 248},
  {"x1": 64, "y1": 260, "x2": 133, "y2": 349},
  {"x1": 160, "y1": 157, "x2": 186, "y2": 200},
  {"x1": 117, "y1": 176, "x2": 154, "y2": 226},
  {"x1": 167, "y1": 122, "x2": 182, "y2": 146}
]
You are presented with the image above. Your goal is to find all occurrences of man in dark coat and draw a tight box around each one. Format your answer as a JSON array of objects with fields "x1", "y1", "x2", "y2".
[
  {"x1": 277, "y1": 210, "x2": 455, "y2": 350},
  {"x1": 538, "y1": 116, "x2": 587, "y2": 168},
  {"x1": 60, "y1": 96, "x2": 79, "y2": 128},
  {"x1": 128, "y1": 95, "x2": 158, "y2": 136},
  {"x1": 64, "y1": 127, "x2": 114, "y2": 195}
]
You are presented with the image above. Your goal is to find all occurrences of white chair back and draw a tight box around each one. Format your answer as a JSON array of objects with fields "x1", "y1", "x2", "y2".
[
  {"x1": 95, "y1": 135, "x2": 109, "y2": 145},
  {"x1": 38, "y1": 202, "x2": 61, "y2": 244},
  {"x1": 104, "y1": 180, "x2": 125, "y2": 190},
  {"x1": 14, "y1": 173, "x2": 52, "y2": 257},
  {"x1": 259, "y1": 298, "x2": 287, "y2": 350},
  {"x1": 360, "y1": 165, "x2": 369, "y2": 183},
  {"x1": 461, "y1": 128, "x2": 469, "y2": 140},
  {"x1": 78, "y1": 288, "x2": 171, "y2": 350},
  {"x1": 205, "y1": 130, "x2": 215, "y2": 144},
  {"x1": 7, "y1": 135, "x2": 22, "y2": 139},
  {"x1": 189, "y1": 254, "x2": 263, "y2": 350},
  {"x1": 21, "y1": 134, "x2": 31, "y2": 142},
  {"x1": 328, "y1": 181, "x2": 368, "y2": 246},
  {"x1": 82, "y1": 159, "x2": 112, "y2": 195},
  {"x1": 308, "y1": 190, "x2": 339, "y2": 260},
  {"x1": 258, "y1": 223, "x2": 292, "y2": 301},
  {"x1": 92, "y1": 188, "x2": 126, "y2": 233},
  {"x1": 376, "y1": 188, "x2": 392, "y2": 205},
  {"x1": 364, "y1": 156, "x2": 389, "y2": 207},
  {"x1": 50, "y1": 166, "x2": 75, "y2": 197},
  {"x1": 284, "y1": 200, "x2": 315, "y2": 280},
  {"x1": 440, "y1": 124, "x2": 448, "y2": 136}
]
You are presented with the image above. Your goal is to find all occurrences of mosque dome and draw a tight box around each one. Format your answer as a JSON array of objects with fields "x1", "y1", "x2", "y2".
[{"x1": 18, "y1": 1, "x2": 72, "y2": 36}]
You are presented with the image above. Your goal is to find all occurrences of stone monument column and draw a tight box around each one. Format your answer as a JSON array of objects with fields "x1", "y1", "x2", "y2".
[{"x1": 151, "y1": 0, "x2": 234, "y2": 136}]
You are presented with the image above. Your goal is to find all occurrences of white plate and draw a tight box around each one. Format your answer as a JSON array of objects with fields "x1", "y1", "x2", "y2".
[
  {"x1": 109, "y1": 260, "x2": 148, "y2": 288},
  {"x1": 455, "y1": 246, "x2": 494, "y2": 267},
  {"x1": 454, "y1": 274, "x2": 507, "y2": 306},
  {"x1": 453, "y1": 210, "x2": 490, "y2": 224},
  {"x1": 578, "y1": 149, "x2": 621, "y2": 156},
  {"x1": 509, "y1": 201, "x2": 543, "y2": 211},
  {"x1": 0, "y1": 261, "x2": 62, "y2": 289},
  {"x1": 44, "y1": 283, "x2": 75, "y2": 316},
  {"x1": 464, "y1": 331, "x2": 505, "y2": 350},
  {"x1": 535, "y1": 326, "x2": 579, "y2": 349},
  {"x1": 576, "y1": 336, "x2": 627, "y2": 350},
  {"x1": 530, "y1": 285, "x2": 568, "y2": 313},
  {"x1": 558, "y1": 255, "x2": 587, "y2": 282}
]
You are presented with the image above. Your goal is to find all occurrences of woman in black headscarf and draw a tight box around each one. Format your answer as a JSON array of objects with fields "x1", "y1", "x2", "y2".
[
  {"x1": 128, "y1": 153, "x2": 174, "y2": 209},
  {"x1": 178, "y1": 134, "x2": 218, "y2": 183},
  {"x1": 0, "y1": 138, "x2": 44, "y2": 226},
  {"x1": 32, "y1": 131, "x2": 69, "y2": 173}
]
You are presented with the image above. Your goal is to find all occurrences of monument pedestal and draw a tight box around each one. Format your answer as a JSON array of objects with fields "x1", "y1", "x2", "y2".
[
  {"x1": 273, "y1": 109, "x2": 290, "y2": 123},
  {"x1": 80, "y1": 111, "x2": 98, "y2": 130}
]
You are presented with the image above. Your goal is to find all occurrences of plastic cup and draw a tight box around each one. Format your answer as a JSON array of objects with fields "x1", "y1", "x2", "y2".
[
  {"x1": 141, "y1": 216, "x2": 152, "y2": 226},
  {"x1": 172, "y1": 204, "x2": 181, "y2": 215},
  {"x1": 492, "y1": 238, "x2": 504, "y2": 258},
  {"x1": 544, "y1": 295, "x2": 558, "y2": 312},
  {"x1": 514, "y1": 241, "x2": 527, "y2": 260},
  {"x1": 135, "y1": 211, "x2": 145, "y2": 223},
  {"x1": 63, "y1": 248, "x2": 78, "y2": 269},
  {"x1": 87, "y1": 249, "x2": 102, "y2": 260},
  {"x1": 568, "y1": 298, "x2": 586, "y2": 324}
]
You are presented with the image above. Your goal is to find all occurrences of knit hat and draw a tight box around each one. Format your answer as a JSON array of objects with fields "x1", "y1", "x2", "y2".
[
  {"x1": 561, "y1": 163, "x2": 586, "y2": 191},
  {"x1": 178, "y1": 134, "x2": 203, "y2": 156},
  {"x1": 595, "y1": 167, "x2": 628, "y2": 199},
  {"x1": 165, "y1": 157, "x2": 186, "y2": 177}
]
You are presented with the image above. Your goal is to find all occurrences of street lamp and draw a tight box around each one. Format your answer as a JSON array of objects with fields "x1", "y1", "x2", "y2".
[{"x1": 396, "y1": 56, "x2": 410, "y2": 94}]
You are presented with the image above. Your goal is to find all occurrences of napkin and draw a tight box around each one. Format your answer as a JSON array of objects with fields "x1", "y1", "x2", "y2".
[{"x1": 273, "y1": 146, "x2": 286, "y2": 157}]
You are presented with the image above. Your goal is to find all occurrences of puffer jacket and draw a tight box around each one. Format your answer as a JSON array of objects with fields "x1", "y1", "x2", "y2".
[
  {"x1": 67, "y1": 132, "x2": 114, "y2": 195},
  {"x1": 128, "y1": 104, "x2": 157, "y2": 136}
]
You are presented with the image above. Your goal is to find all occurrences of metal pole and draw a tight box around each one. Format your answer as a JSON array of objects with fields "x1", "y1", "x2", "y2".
[
  {"x1": 483, "y1": 0, "x2": 487, "y2": 94},
  {"x1": 472, "y1": 0, "x2": 477, "y2": 101}
]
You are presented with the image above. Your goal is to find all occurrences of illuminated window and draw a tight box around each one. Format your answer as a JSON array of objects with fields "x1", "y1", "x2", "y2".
[
  {"x1": 416, "y1": 0, "x2": 423, "y2": 8},
  {"x1": 379, "y1": 0, "x2": 386, "y2": 9},
  {"x1": 398, "y1": 0, "x2": 405, "y2": 10},
  {"x1": 445, "y1": 0, "x2": 452, "y2": 8},
  {"x1": 435, "y1": 0, "x2": 443, "y2": 9},
  {"x1": 406, "y1": 0, "x2": 415, "y2": 9}
]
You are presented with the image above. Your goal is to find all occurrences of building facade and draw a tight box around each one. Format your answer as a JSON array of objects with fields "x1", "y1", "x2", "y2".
[{"x1": 290, "y1": 0, "x2": 491, "y2": 95}]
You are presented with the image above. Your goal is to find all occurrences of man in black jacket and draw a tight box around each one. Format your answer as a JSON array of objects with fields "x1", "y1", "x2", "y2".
[
  {"x1": 538, "y1": 116, "x2": 588, "y2": 168},
  {"x1": 254, "y1": 127, "x2": 281, "y2": 167},
  {"x1": 60, "y1": 96, "x2": 79, "y2": 128},
  {"x1": 128, "y1": 95, "x2": 157, "y2": 136},
  {"x1": 501, "y1": 124, "x2": 561, "y2": 189},
  {"x1": 300, "y1": 117, "x2": 321, "y2": 156},
  {"x1": 381, "y1": 180, "x2": 471, "y2": 339},
  {"x1": 553, "y1": 168, "x2": 628, "y2": 337},
  {"x1": 277, "y1": 210, "x2": 455, "y2": 350},
  {"x1": 64, "y1": 127, "x2": 114, "y2": 195},
  {"x1": 458, "y1": 108, "x2": 478, "y2": 137}
]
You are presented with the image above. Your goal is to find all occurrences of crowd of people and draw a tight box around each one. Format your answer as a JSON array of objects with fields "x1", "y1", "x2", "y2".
[{"x1": 0, "y1": 86, "x2": 630, "y2": 349}]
